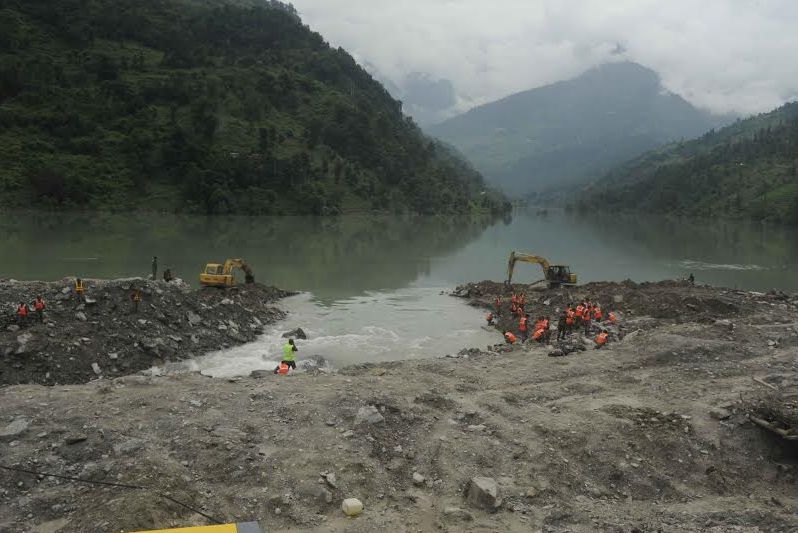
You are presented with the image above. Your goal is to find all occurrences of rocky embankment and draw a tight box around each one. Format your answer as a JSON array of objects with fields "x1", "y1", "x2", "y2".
[
  {"x1": 0, "y1": 278, "x2": 291, "y2": 385},
  {"x1": 1, "y1": 280, "x2": 798, "y2": 532}
]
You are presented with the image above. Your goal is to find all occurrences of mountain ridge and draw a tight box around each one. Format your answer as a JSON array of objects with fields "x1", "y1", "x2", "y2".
[{"x1": 429, "y1": 61, "x2": 729, "y2": 195}]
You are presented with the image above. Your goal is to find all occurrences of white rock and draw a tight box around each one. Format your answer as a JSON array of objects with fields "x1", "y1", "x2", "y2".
[
  {"x1": 466, "y1": 477, "x2": 502, "y2": 511},
  {"x1": 0, "y1": 418, "x2": 31, "y2": 440},
  {"x1": 412, "y1": 472, "x2": 425, "y2": 485},
  {"x1": 91, "y1": 363, "x2": 102, "y2": 375},
  {"x1": 341, "y1": 498, "x2": 363, "y2": 516},
  {"x1": 75, "y1": 312, "x2": 88, "y2": 322},
  {"x1": 355, "y1": 406, "x2": 384, "y2": 425}
]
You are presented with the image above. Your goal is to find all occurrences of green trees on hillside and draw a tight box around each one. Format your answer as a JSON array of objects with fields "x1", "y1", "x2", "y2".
[
  {"x1": 581, "y1": 103, "x2": 798, "y2": 224},
  {"x1": 0, "y1": 0, "x2": 506, "y2": 215}
]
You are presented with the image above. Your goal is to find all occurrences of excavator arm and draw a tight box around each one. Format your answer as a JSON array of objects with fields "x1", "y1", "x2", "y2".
[
  {"x1": 223, "y1": 259, "x2": 255, "y2": 284},
  {"x1": 506, "y1": 252, "x2": 551, "y2": 284}
]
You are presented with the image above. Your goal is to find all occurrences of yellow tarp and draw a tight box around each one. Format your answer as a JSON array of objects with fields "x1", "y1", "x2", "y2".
[{"x1": 132, "y1": 526, "x2": 238, "y2": 533}]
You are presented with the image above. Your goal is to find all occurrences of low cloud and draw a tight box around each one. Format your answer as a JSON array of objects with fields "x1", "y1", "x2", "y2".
[{"x1": 291, "y1": 0, "x2": 798, "y2": 118}]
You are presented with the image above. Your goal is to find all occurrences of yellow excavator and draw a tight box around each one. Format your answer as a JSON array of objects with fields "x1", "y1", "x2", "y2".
[
  {"x1": 506, "y1": 251, "x2": 576, "y2": 288},
  {"x1": 199, "y1": 258, "x2": 255, "y2": 288}
]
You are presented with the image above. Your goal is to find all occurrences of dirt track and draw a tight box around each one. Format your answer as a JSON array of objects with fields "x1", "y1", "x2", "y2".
[{"x1": 1, "y1": 281, "x2": 798, "y2": 532}]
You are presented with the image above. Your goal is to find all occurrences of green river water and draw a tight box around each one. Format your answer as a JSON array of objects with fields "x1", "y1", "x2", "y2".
[{"x1": 2, "y1": 210, "x2": 795, "y2": 373}]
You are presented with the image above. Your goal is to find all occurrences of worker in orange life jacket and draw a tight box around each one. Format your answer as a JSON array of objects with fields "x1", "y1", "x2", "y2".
[
  {"x1": 593, "y1": 305, "x2": 603, "y2": 322},
  {"x1": 17, "y1": 302, "x2": 29, "y2": 326},
  {"x1": 33, "y1": 296, "x2": 45, "y2": 322},
  {"x1": 582, "y1": 307, "x2": 592, "y2": 335},
  {"x1": 575, "y1": 303, "x2": 585, "y2": 320},
  {"x1": 566, "y1": 304, "x2": 576, "y2": 335},
  {"x1": 486, "y1": 312, "x2": 495, "y2": 326},
  {"x1": 504, "y1": 331, "x2": 517, "y2": 344},
  {"x1": 595, "y1": 330, "x2": 609, "y2": 349},
  {"x1": 277, "y1": 361, "x2": 291, "y2": 375},
  {"x1": 608, "y1": 311, "x2": 618, "y2": 324},
  {"x1": 518, "y1": 314, "x2": 529, "y2": 342}
]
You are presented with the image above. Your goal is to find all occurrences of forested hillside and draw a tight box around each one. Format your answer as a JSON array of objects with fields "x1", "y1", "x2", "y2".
[
  {"x1": 429, "y1": 62, "x2": 726, "y2": 195},
  {"x1": 0, "y1": 0, "x2": 506, "y2": 214},
  {"x1": 579, "y1": 102, "x2": 798, "y2": 223}
]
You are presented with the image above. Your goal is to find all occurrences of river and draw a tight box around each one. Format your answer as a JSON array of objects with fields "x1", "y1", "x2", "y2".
[{"x1": 2, "y1": 210, "x2": 796, "y2": 374}]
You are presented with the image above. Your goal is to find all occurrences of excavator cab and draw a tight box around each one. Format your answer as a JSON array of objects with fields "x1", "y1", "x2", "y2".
[
  {"x1": 199, "y1": 259, "x2": 255, "y2": 288},
  {"x1": 546, "y1": 265, "x2": 575, "y2": 285},
  {"x1": 204, "y1": 264, "x2": 224, "y2": 276}
]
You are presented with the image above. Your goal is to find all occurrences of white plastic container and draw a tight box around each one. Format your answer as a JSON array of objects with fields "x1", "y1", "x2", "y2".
[{"x1": 341, "y1": 498, "x2": 364, "y2": 517}]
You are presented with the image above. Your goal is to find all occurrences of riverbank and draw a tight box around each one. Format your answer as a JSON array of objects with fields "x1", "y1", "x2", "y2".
[
  {"x1": 0, "y1": 278, "x2": 291, "y2": 385},
  {"x1": 1, "y1": 280, "x2": 797, "y2": 532}
]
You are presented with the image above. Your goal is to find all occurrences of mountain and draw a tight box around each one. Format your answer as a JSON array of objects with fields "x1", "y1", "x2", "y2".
[
  {"x1": 429, "y1": 61, "x2": 728, "y2": 195},
  {"x1": 577, "y1": 101, "x2": 798, "y2": 224},
  {"x1": 0, "y1": 0, "x2": 506, "y2": 215}
]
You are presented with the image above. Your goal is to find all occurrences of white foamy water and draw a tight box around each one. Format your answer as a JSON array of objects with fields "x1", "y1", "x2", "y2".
[
  {"x1": 679, "y1": 259, "x2": 768, "y2": 271},
  {"x1": 185, "y1": 287, "x2": 501, "y2": 378}
]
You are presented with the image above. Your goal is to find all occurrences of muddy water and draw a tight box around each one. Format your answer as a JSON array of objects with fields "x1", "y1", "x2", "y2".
[{"x1": 2, "y1": 210, "x2": 797, "y2": 372}]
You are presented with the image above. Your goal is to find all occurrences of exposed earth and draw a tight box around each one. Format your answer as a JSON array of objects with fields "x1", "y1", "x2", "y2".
[{"x1": 1, "y1": 280, "x2": 798, "y2": 532}]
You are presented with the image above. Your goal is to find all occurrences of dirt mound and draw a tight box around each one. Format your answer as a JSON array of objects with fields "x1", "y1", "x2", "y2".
[
  {"x1": 453, "y1": 280, "x2": 785, "y2": 341},
  {"x1": 0, "y1": 278, "x2": 292, "y2": 385}
]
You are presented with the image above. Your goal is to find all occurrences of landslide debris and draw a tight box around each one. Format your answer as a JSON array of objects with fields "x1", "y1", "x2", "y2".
[
  {"x1": 1, "y1": 279, "x2": 798, "y2": 532},
  {"x1": 0, "y1": 278, "x2": 291, "y2": 385}
]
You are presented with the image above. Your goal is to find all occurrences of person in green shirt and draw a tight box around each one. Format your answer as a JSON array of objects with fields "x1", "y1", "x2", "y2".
[{"x1": 273, "y1": 338, "x2": 298, "y2": 374}]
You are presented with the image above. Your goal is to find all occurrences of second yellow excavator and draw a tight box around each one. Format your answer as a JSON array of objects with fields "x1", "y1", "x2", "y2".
[
  {"x1": 506, "y1": 251, "x2": 576, "y2": 288},
  {"x1": 199, "y1": 258, "x2": 255, "y2": 288}
]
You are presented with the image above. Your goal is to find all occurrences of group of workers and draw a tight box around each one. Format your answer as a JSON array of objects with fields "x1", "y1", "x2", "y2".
[
  {"x1": 15, "y1": 296, "x2": 46, "y2": 325},
  {"x1": 11, "y1": 265, "x2": 180, "y2": 326},
  {"x1": 489, "y1": 294, "x2": 619, "y2": 350}
]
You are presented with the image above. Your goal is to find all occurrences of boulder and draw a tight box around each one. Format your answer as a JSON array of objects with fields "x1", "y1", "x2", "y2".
[
  {"x1": 622, "y1": 330, "x2": 641, "y2": 343},
  {"x1": 15, "y1": 332, "x2": 34, "y2": 354},
  {"x1": 113, "y1": 438, "x2": 144, "y2": 455},
  {"x1": 186, "y1": 311, "x2": 202, "y2": 327},
  {"x1": 341, "y1": 498, "x2": 363, "y2": 517},
  {"x1": 91, "y1": 363, "x2": 102, "y2": 375},
  {"x1": 354, "y1": 406, "x2": 385, "y2": 425},
  {"x1": 466, "y1": 476, "x2": 502, "y2": 512},
  {"x1": 282, "y1": 328, "x2": 307, "y2": 340},
  {"x1": 0, "y1": 417, "x2": 31, "y2": 440},
  {"x1": 412, "y1": 472, "x2": 426, "y2": 486},
  {"x1": 75, "y1": 312, "x2": 88, "y2": 322}
]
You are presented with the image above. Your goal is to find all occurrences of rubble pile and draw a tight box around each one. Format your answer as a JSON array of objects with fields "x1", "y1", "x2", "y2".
[{"x1": 0, "y1": 278, "x2": 291, "y2": 385}]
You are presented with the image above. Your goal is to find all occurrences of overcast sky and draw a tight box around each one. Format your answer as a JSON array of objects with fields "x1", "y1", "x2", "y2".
[{"x1": 291, "y1": 0, "x2": 798, "y2": 120}]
